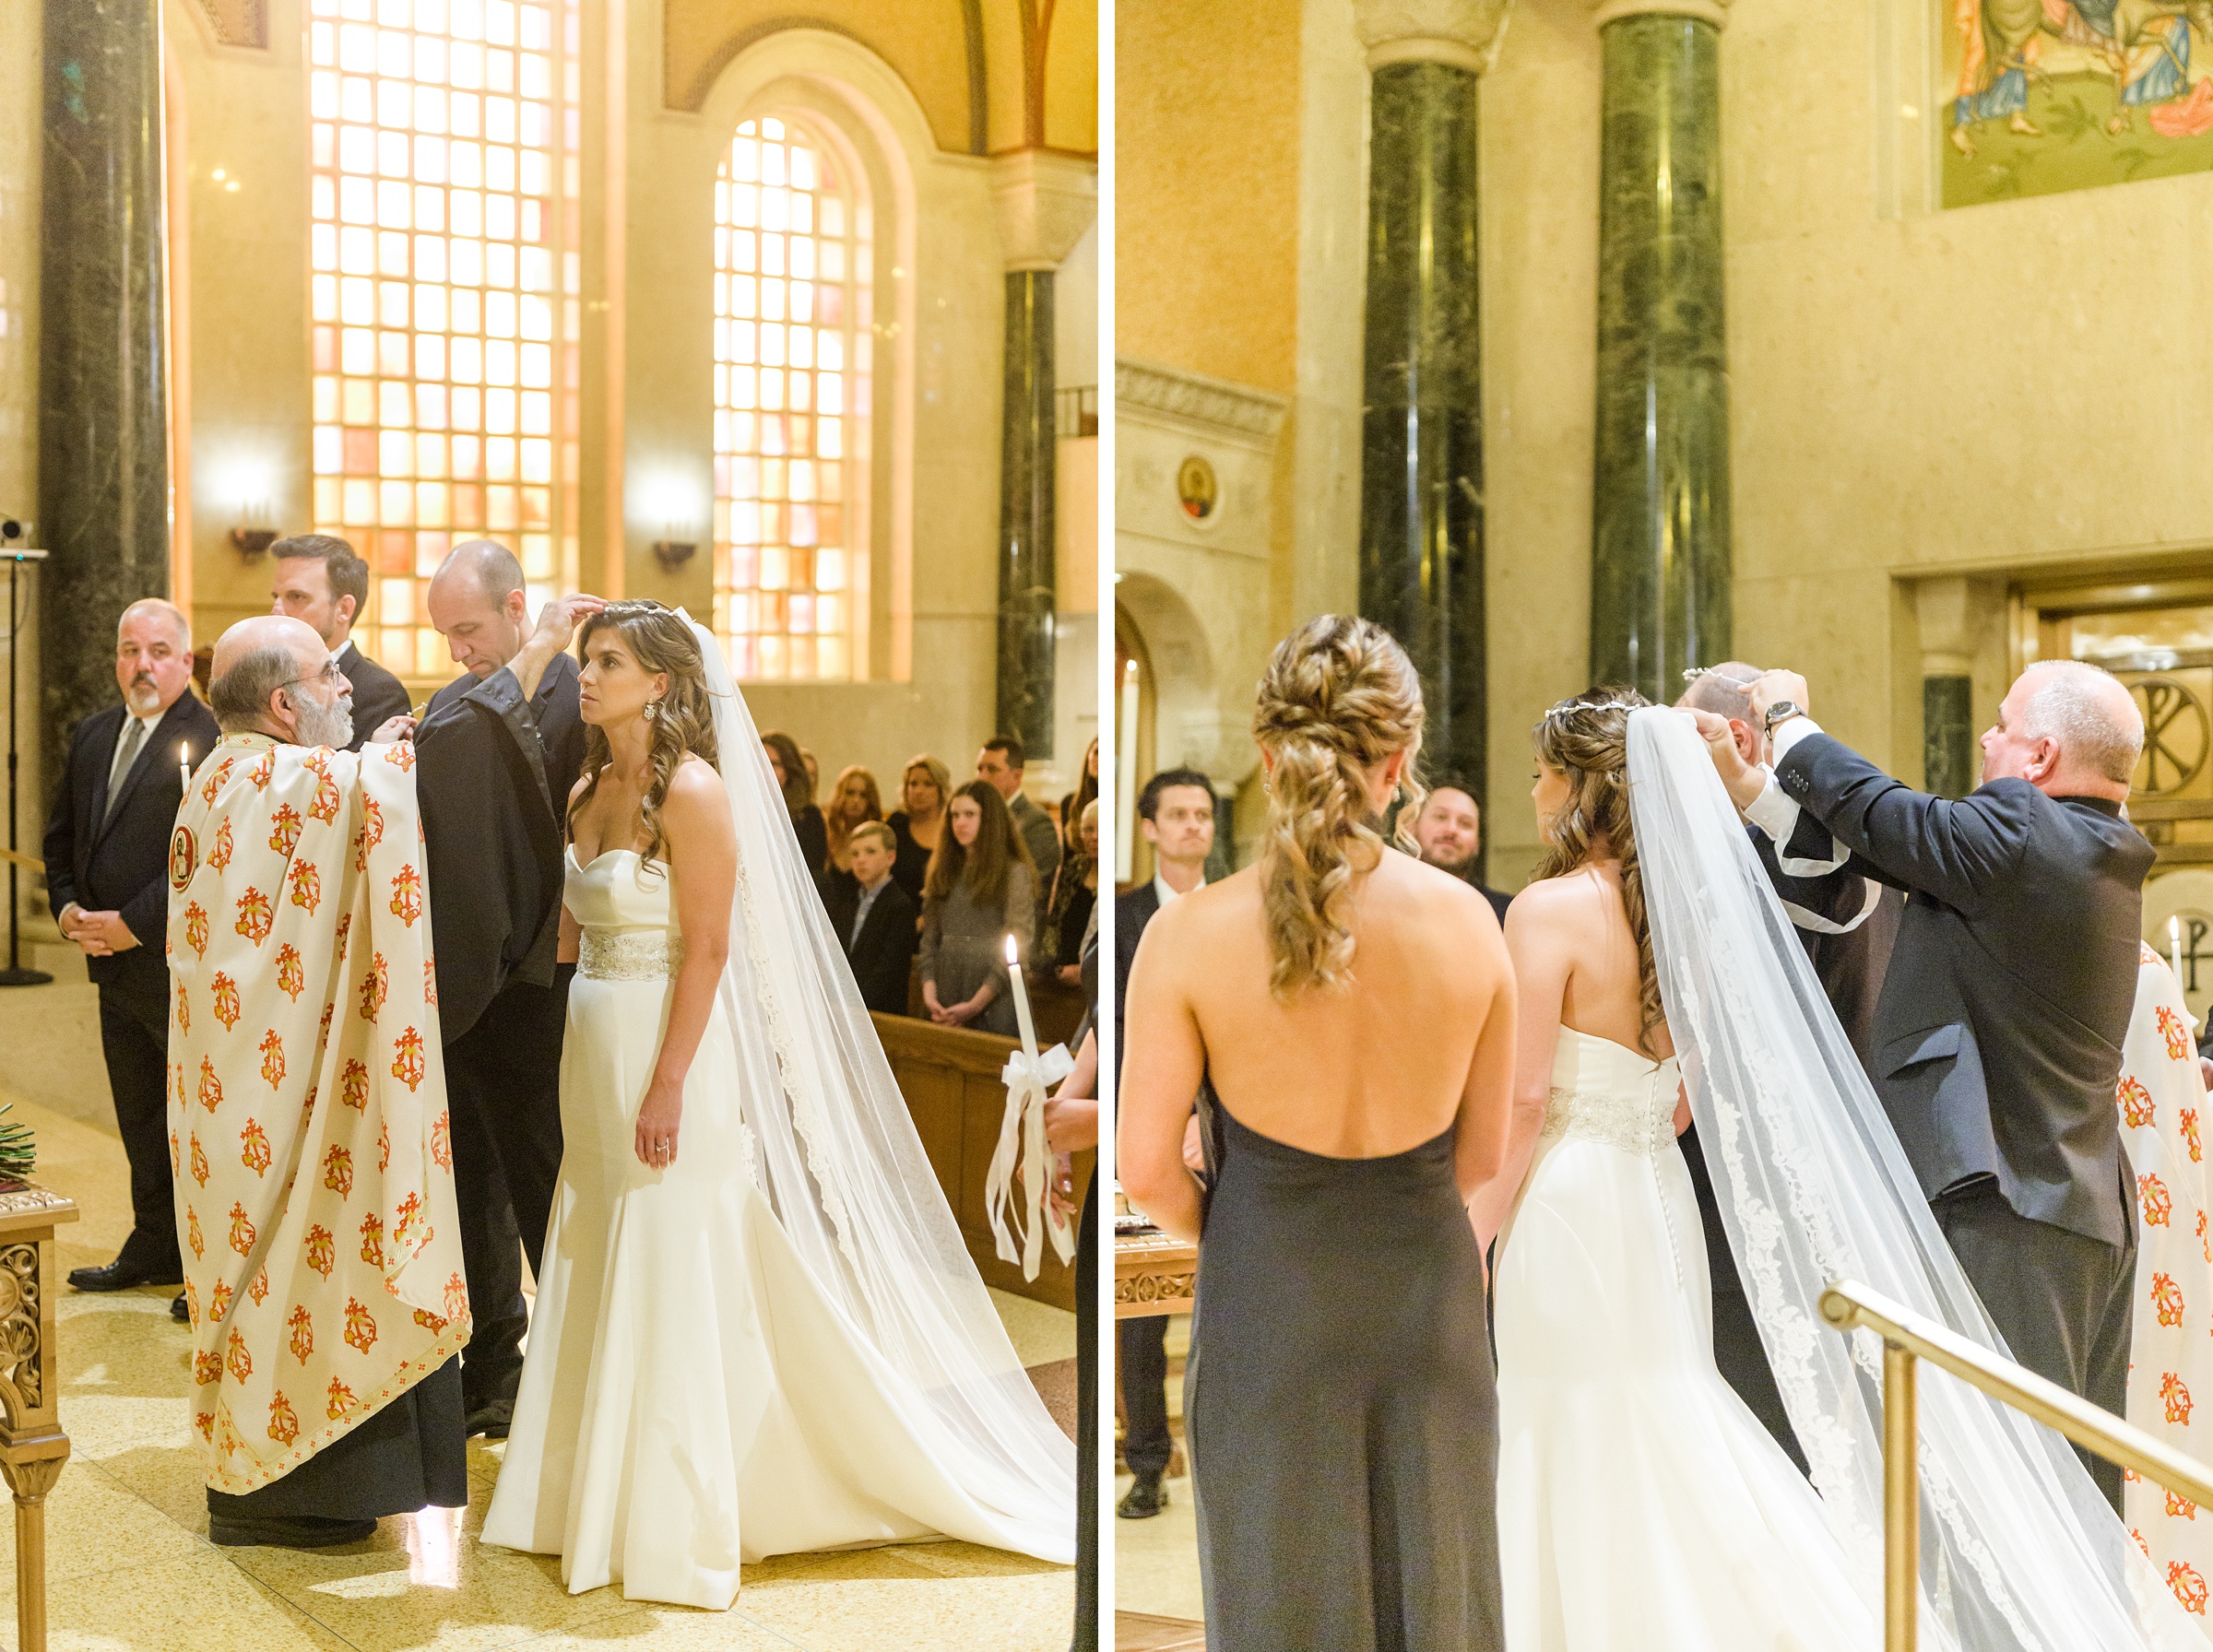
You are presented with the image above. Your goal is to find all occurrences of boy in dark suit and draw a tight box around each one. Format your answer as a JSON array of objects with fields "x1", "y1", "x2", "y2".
[
  {"x1": 819, "y1": 822, "x2": 919, "y2": 1016},
  {"x1": 44, "y1": 598, "x2": 219, "y2": 1298},
  {"x1": 267, "y1": 534, "x2": 412, "y2": 749}
]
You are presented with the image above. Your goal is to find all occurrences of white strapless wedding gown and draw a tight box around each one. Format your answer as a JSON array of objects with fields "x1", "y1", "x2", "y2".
[
  {"x1": 1494, "y1": 1028, "x2": 1879, "y2": 1651},
  {"x1": 480, "y1": 848, "x2": 1058, "y2": 1609}
]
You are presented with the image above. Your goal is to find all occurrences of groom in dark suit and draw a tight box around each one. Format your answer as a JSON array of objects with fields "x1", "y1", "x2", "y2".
[
  {"x1": 1703, "y1": 660, "x2": 2152, "y2": 1511},
  {"x1": 45, "y1": 599, "x2": 220, "y2": 1300}
]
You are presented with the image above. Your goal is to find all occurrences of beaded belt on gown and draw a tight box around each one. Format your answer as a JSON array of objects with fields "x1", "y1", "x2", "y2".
[
  {"x1": 1539, "y1": 1084, "x2": 1678, "y2": 1157},
  {"x1": 578, "y1": 928, "x2": 685, "y2": 982}
]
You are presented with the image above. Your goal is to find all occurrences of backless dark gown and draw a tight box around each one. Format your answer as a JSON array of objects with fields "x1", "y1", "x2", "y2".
[{"x1": 1186, "y1": 1089, "x2": 1504, "y2": 1652}]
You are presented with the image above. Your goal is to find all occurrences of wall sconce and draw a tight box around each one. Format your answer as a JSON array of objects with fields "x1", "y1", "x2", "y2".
[
  {"x1": 652, "y1": 540, "x2": 697, "y2": 572},
  {"x1": 231, "y1": 527, "x2": 278, "y2": 559}
]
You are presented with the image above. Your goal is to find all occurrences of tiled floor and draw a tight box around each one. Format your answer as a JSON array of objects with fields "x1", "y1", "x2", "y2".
[
  {"x1": 0, "y1": 1068, "x2": 1074, "y2": 1651},
  {"x1": 1108, "y1": 1472, "x2": 1199, "y2": 1624}
]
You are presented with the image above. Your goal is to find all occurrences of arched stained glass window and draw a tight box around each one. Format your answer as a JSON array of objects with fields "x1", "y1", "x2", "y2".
[
  {"x1": 306, "y1": 0, "x2": 579, "y2": 679},
  {"x1": 713, "y1": 116, "x2": 871, "y2": 681}
]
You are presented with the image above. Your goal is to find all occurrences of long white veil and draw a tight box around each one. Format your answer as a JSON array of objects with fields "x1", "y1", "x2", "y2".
[
  {"x1": 681, "y1": 612, "x2": 1074, "y2": 1559},
  {"x1": 1626, "y1": 706, "x2": 2202, "y2": 1651}
]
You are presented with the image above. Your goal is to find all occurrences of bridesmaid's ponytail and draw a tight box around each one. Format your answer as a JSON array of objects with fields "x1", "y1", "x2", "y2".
[
  {"x1": 1532, "y1": 688, "x2": 1663, "y2": 1056},
  {"x1": 1252, "y1": 616, "x2": 1426, "y2": 999}
]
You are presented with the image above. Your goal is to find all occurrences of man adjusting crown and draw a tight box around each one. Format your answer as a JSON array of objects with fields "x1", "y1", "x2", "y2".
[{"x1": 168, "y1": 614, "x2": 469, "y2": 1549}]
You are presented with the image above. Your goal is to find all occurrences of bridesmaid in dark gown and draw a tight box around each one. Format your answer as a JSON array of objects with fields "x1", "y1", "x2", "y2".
[{"x1": 1119, "y1": 616, "x2": 1516, "y2": 1652}]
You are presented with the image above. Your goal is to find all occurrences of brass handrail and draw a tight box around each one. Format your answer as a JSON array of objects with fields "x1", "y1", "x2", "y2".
[{"x1": 1821, "y1": 1279, "x2": 2213, "y2": 1652}]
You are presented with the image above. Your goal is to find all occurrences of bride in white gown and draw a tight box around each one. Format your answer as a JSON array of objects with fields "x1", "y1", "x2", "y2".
[
  {"x1": 480, "y1": 602, "x2": 1072, "y2": 1610},
  {"x1": 1475, "y1": 685, "x2": 2206, "y2": 1652},
  {"x1": 1471, "y1": 688, "x2": 1875, "y2": 1651}
]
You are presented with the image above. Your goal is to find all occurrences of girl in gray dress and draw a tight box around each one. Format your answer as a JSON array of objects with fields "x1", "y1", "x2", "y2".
[{"x1": 918, "y1": 779, "x2": 1036, "y2": 1038}]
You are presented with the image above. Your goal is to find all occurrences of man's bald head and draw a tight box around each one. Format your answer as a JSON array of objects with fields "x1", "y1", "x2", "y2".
[
  {"x1": 1983, "y1": 660, "x2": 2144, "y2": 799},
  {"x1": 209, "y1": 616, "x2": 352, "y2": 744},
  {"x1": 1677, "y1": 662, "x2": 1763, "y2": 722},
  {"x1": 427, "y1": 539, "x2": 531, "y2": 678},
  {"x1": 119, "y1": 597, "x2": 191, "y2": 654}
]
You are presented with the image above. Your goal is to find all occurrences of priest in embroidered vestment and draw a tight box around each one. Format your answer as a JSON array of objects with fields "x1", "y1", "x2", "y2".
[{"x1": 168, "y1": 616, "x2": 470, "y2": 1549}]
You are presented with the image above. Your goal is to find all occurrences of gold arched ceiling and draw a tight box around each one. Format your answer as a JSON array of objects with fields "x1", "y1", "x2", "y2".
[{"x1": 664, "y1": 1, "x2": 1095, "y2": 158}]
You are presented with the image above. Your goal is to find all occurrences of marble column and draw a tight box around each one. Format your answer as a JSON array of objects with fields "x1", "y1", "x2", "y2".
[
  {"x1": 38, "y1": 0, "x2": 169, "y2": 803},
  {"x1": 989, "y1": 152, "x2": 1095, "y2": 763},
  {"x1": 1354, "y1": 0, "x2": 1509, "y2": 874},
  {"x1": 1588, "y1": 0, "x2": 1731, "y2": 704}
]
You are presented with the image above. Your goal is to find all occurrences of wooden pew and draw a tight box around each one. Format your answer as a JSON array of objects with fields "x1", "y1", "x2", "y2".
[{"x1": 871, "y1": 1012, "x2": 1093, "y2": 1314}]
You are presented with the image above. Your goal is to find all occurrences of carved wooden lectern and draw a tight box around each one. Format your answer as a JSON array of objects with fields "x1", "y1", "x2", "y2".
[{"x1": 0, "y1": 1182, "x2": 77, "y2": 1652}]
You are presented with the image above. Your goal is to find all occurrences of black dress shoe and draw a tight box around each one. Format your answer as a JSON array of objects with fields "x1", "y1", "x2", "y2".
[
  {"x1": 171, "y1": 1292, "x2": 189, "y2": 1324},
  {"x1": 1117, "y1": 1469, "x2": 1167, "y2": 1519},
  {"x1": 464, "y1": 1399, "x2": 513, "y2": 1440},
  {"x1": 67, "y1": 1257, "x2": 183, "y2": 1292},
  {"x1": 209, "y1": 1514, "x2": 377, "y2": 1549}
]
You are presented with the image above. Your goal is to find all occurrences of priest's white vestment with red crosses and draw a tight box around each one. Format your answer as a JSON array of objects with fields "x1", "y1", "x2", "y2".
[
  {"x1": 166, "y1": 732, "x2": 469, "y2": 1495},
  {"x1": 2117, "y1": 943, "x2": 2213, "y2": 1618}
]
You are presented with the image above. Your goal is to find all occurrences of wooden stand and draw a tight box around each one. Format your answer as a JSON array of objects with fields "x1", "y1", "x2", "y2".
[
  {"x1": 1114, "y1": 1226, "x2": 1196, "y2": 1319},
  {"x1": 0, "y1": 1185, "x2": 77, "y2": 1652}
]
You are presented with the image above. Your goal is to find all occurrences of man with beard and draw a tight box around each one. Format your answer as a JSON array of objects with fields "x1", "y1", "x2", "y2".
[
  {"x1": 46, "y1": 599, "x2": 219, "y2": 1311},
  {"x1": 387, "y1": 540, "x2": 592, "y2": 1439},
  {"x1": 172, "y1": 614, "x2": 468, "y2": 1548},
  {"x1": 1407, "y1": 780, "x2": 1513, "y2": 924}
]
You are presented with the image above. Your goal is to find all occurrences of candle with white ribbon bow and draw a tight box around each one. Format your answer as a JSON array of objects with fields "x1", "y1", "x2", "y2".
[
  {"x1": 1003, "y1": 933, "x2": 1038, "y2": 1064},
  {"x1": 987, "y1": 932, "x2": 1073, "y2": 1280}
]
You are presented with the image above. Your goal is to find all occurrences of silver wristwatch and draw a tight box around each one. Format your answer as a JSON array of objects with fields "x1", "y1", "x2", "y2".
[{"x1": 1762, "y1": 699, "x2": 1802, "y2": 733}]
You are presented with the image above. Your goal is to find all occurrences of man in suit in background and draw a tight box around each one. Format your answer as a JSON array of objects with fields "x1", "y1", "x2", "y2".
[
  {"x1": 1409, "y1": 778, "x2": 1512, "y2": 924},
  {"x1": 44, "y1": 599, "x2": 219, "y2": 1305},
  {"x1": 268, "y1": 534, "x2": 411, "y2": 750},
  {"x1": 1702, "y1": 660, "x2": 2151, "y2": 1511},
  {"x1": 1115, "y1": 767, "x2": 1213, "y2": 1521},
  {"x1": 820, "y1": 822, "x2": 919, "y2": 1016},
  {"x1": 978, "y1": 734, "x2": 1062, "y2": 892}
]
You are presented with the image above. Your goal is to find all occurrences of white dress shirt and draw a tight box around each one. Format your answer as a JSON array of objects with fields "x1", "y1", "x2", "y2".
[{"x1": 1153, "y1": 868, "x2": 1203, "y2": 908}]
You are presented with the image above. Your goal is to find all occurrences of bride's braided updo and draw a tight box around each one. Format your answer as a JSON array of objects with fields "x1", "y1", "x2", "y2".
[
  {"x1": 1252, "y1": 615, "x2": 1426, "y2": 999},
  {"x1": 1532, "y1": 687, "x2": 1663, "y2": 1055}
]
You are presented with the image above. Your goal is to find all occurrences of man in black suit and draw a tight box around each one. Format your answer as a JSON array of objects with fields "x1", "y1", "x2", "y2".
[
  {"x1": 44, "y1": 599, "x2": 220, "y2": 1300},
  {"x1": 408, "y1": 539, "x2": 593, "y2": 1438},
  {"x1": 1115, "y1": 767, "x2": 1213, "y2": 1520},
  {"x1": 268, "y1": 534, "x2": 411, "y2": 750},
  {"x1": 818, "y1": 822, "x2": 919, "y2": 1015},
  {"x1": 1408, "y1": 778, "x2": 1513, "y2": 924},
  {"x1": 1702, "y1": 661, "x2": 2152, "y2": 1511}
]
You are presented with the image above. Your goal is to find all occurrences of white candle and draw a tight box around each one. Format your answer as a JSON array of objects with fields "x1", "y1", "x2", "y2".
[
  {"x1": 2174, "y1": 915, "x2": 2189, "y2": 996},
  {"x1": 1003, "y1": 933, "x2": 1038, "y2": 1063},
  {"x1": 180, "y1": 743, "x2": 192, "y2": 794}
]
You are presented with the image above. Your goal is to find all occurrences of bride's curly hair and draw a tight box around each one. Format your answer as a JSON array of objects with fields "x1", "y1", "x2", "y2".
[
  {"x1": 1252, "y1": 615, "x2": 1426, "y2": 999},
  {"x1": 565, "y1": 601, "x2": 721, "y2": 869},
  {"x1": 1532, "y1": 686, "x2": 1663, "y2": 1056}
]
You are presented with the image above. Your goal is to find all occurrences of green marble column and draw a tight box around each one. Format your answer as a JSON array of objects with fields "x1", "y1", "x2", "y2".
[
  {"x1": 1589, "y1": 11, "x2": 1731, "y2": 704},
  {"x1": 1923, "y1": 674, "x2": 1975, "y2": 797},
  {"x1": 1357, "y1": 60, "x2": 1487, "y2": 869},
  {"x1": 995, "y1": 269, "x2": 1056, "y2": 760},
  {"x1": 39, "y1": 0, "x2": 171, "y2": 803}
]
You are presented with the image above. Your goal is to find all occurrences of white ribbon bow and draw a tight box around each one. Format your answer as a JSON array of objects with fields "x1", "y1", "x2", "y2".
[{"x1": 988, "y1": 1044, "x2": 1078, "y2": 1281}]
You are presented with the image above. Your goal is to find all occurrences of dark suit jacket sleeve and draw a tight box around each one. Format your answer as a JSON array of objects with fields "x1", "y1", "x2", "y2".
[
  {"x1": 343, "y1": 649, "x2": 414, "y2": 750},
  {"x1": 1749, "y1": 825, "x2": 1872, "y2": 930},
  {"x1": 41, "y1": 719, "x2": 91, "y2": 918},
  {"x1": 1777, "y1": 732, "x2": 2033, "y2": 916},
  {"x1": 415, "y1": 668, "x2": 561, "y2": 1043}
]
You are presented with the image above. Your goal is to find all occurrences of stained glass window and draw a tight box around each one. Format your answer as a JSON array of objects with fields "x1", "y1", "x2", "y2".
[
  {"x1": 713, "y1": 116, "x2": 871, "y2": 681},
  {"x1": 307, "y1": 0, "x2": 579, "y2": 679}
]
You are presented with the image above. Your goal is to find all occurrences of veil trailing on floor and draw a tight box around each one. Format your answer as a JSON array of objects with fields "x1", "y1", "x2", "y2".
[
  {"x1": 1626, "y1": 706, "x2": 2202, "y2": 1652},
  {"x1": 680, "y1": 611, "x2": 1074, "y2": 1560}
]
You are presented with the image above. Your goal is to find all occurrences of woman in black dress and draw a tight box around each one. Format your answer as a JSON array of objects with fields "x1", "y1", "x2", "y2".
[
  {"x1": 1118, "y1": 615, "x2": 1515, "y2": 1652},
  {"x1": 886, "y1": 752, "x2": 950, "y2": 901},
  {"x1": 1046, "y1": 798, "x2": 1098, "y2": 983},
  {"x1": 761, "y1": 728, "x2": 828, "y2": 872}
]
